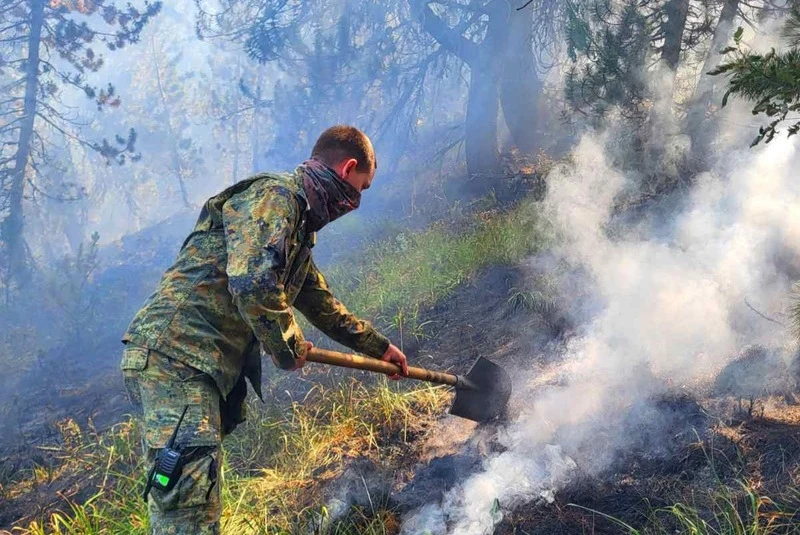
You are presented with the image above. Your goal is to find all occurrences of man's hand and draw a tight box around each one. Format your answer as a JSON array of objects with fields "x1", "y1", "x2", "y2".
[
  {"x1": 381, "y1": 344, "x2": 409, "y2": 380},
  {"x1": 286, "y1": 341, "x2": 314, "y2": 371}
]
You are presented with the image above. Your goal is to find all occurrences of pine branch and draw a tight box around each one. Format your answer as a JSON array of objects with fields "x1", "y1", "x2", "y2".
[{"x1": 711, "y1": 26, "x2": 800, "y2": 145}]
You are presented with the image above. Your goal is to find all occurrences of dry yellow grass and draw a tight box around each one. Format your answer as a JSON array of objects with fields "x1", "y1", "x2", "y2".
[{"x1": 5, "y1": 379, "x2": 449, "y2": 534}]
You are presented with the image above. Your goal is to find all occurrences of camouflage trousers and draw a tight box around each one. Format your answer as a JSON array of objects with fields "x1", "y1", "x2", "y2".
[{"x1": 121, "y1": 345, "x2": 223, "y2": 535}]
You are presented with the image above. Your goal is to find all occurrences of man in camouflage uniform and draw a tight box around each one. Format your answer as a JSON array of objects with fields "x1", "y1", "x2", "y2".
[{"x1": 120, "y1": 125, "x2": 409, "y2": 534}]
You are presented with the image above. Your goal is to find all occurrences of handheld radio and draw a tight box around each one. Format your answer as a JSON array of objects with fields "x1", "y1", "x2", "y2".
[{"x1": 143, "y1": 405, "x2": 189, "y2": 500}]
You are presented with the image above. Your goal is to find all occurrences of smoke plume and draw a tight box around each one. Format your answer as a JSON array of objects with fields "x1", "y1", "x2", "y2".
[{"x1": 401, "y1": 129, "x2": 800, "y2": 534}]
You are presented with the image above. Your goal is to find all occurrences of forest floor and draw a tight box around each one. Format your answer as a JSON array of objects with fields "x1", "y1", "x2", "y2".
[
  {"x1": 4, "y1": 260, "x2": 800, "y2": 533},
  {"x1": 3, "y1": 186, "x2": 800, "y2": 533}
]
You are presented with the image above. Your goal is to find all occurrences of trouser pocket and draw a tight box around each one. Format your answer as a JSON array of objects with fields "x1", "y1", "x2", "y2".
[
  {"x1": 148, "y1": 446, "x2": 219, "y2": 510},
  {"x1": 136, "y1": 350, "x2": 222, "y2": 449},
  {"x1": 120, "y1": 345, "x2": 150, "y2": 409},
  {"x1": 148, "y1": 447, "x2": 222, "y2": 534}
]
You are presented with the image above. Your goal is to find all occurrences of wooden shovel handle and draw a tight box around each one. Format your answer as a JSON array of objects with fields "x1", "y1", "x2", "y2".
[{"x1": 306, "y1": 347, "x2": 458, "y2": 387}]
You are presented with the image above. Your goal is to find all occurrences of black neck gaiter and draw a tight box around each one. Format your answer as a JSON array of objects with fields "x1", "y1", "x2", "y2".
[{"x1": 299, "y1": 158, "x2": 361, "y2": 232}]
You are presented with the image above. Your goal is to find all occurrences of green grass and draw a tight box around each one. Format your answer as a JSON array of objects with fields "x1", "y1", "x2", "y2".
[
  {"x1": 571, "y1": 481, "x2": 800, "y2": 535},
  {"x1": 325, "y1": 195, "x2": 553, "y2": 345},
  {"x1": 10, "y1": 419, "x2": 148, "y2": 535},
  {"x1": 566, "y1": 432, "x2": 800, "y2": 535},
  {"x1": 649, "y1": 483, "x2": 800, "y2": 534}
]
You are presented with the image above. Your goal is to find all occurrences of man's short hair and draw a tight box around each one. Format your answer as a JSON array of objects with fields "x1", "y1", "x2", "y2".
[{"x1": 311, "y1": 125, "x2": 376, "y2": 173}]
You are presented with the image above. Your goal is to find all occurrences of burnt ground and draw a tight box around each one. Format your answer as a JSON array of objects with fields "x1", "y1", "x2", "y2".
[
  {"x1": 489, "y1": 402, "x2": 800, "y2": 535},
  {"x1": 4, "y1": 261, "x2": 800, "y2": 533},
  {"x1": 308, "y1": 262, "x2": 800, "y2": 534}
]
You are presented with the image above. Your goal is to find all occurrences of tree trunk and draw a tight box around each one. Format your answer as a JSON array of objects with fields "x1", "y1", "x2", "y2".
[
  {"x1": 687, "y1": 0, "x2": 739, "y2": 162},
  {"x1": 692, "y1": 0, "x2": 739, "y2": 105},
  {"x1": 408, "y1": 0, "x2": 503, "y2": 187},
  {"x1": 173, "y1": 151, "x2": 191, "y2": 208},
  {"x1": 662, "y1": 0, "x2": 690, "y2": 71},
  {"x1": 465, "y1": 63, "x2": 500, "y2": 181},
  {"x1": 643, "y1": 0, "x2": 689, "y2": 170},
  {"x1": 231, "y1": 100, "x2": 240, "y2": 184},
  {"x1": 152, "y1": 38, "x2": 191, "y2": 209},
  {"x1": 231, "y1": 57, "x2": 241, "y2": 184},
  {"x1": 500, "y1": 3, "x2": 541, "y2": 155},
  {"x1": 690, "y1": 0, "x2": 739, "y2": 122},
  {"x1": 2, "y1": 0, "x2": 44, "y2": 294},
  {"x1": 463, "y1": 0, "x2": 510, "y2": 186},
  {"x1": 251, "y1": 69, "x2": 264, "y2": 173}
]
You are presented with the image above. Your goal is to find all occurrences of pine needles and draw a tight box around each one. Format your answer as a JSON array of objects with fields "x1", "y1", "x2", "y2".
[{"x1": 711, "y1": 19, "x2": 800, "y2": 146}]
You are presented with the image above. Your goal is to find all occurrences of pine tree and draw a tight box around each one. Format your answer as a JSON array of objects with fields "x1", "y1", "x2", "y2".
[
  {"x1": 0, "y1": 0, "x2": 161, "y2": 298},
  {"x1": 564, "y1": 0, "x2": 652, "y2": 122},
  {"x1": 129, "y1": 35, "x2": 205, "y2": 208},
  {"x1": 563, "y1": 0, "x2": 718, "y2": 122}
]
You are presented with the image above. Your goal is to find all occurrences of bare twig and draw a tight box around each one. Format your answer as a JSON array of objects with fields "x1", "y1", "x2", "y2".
[{"x1": 744, "y1": 297, "x2": 786, "y2": 328}]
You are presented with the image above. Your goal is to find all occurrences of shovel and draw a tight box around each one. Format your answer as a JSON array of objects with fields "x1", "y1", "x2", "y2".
[{"x1": 307, "y1": 347, "x2": 512, "y2": 423}]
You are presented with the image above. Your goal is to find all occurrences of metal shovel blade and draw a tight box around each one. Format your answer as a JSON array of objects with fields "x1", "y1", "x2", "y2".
[{"x1": 449, "y1": 357, "x2": 512, "y2": 423}]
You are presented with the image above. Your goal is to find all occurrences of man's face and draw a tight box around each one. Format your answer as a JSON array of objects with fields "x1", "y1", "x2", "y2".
[{"x1": 337, "y1": 159, "x2": 376, "y2": 193}]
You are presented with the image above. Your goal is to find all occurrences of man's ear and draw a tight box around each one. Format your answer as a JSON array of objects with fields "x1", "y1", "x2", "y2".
[{"x1": 341, "y1": 158, "x2": 358, "y2": 177}]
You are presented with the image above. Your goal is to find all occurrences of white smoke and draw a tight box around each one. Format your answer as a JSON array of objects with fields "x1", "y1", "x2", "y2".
[{"x1": 401, "y1": 131, "x2": 800, "y2": 534}]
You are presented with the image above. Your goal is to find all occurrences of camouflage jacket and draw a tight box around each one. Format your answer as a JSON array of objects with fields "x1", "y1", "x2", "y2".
[{"x1": 122, "y1": 169, "x2": 390, "y2": 398}]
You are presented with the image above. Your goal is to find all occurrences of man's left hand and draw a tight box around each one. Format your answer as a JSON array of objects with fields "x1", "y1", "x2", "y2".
[
  {"x1": 286, "y1": 341, "x2": 313, "y2": 371},
  {"x1": 381, "y1": 344, "x2": 409, "y2": 380}
]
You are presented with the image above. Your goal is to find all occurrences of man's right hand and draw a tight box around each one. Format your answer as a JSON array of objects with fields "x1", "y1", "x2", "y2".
[
  {"x1": 381, "y1": 343, "x2": 409, "y2": 380},
  {"x1": 286, "y1": 341, "x2": 314, "y2": 371}
]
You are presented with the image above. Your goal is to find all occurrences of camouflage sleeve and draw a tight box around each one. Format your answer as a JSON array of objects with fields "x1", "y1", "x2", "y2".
[
  {"x1": 222, "y1": 187, "x2": 305, "y2": 370},
  {"x1": 294, "y1": 256, "x2": 390, "y2": 359}
]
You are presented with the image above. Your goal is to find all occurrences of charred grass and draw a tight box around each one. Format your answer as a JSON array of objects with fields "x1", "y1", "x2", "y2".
[{"x1": 497, "y1": 400, "x2": 800, "y2": 535}]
